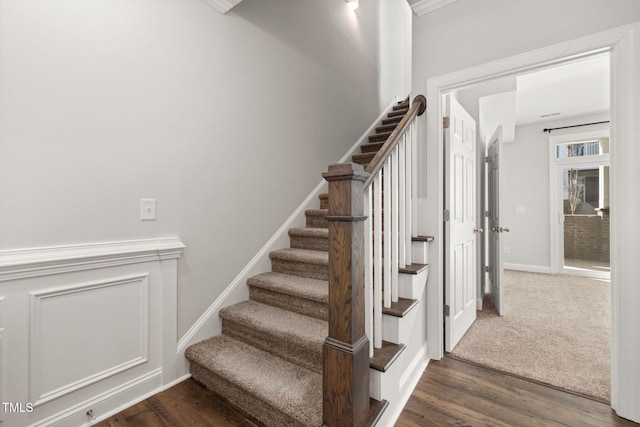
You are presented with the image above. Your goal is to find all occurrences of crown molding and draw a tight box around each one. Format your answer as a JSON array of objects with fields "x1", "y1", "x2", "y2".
[
  {"x1": 200, "y1": 0, "x2": 243, "y2": 14},
  {"x1": 411, "y1": 0, "x2": 458, "y2": 16}
]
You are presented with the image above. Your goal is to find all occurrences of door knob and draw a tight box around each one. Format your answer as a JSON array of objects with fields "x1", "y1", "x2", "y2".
[
  {"x1": 491, "y1": 227, "x2": 499, "y2": 232},
  {"x1": 499, "y1": 227, "x2": 510, "y2": 233},
  {"x1": 473, "y1": 227, "x2": 484, "y2": 233}
]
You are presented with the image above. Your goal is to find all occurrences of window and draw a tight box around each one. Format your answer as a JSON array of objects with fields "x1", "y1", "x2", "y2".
[{"x1": 556, "y1": 138, "x2": 609, "y2": 158}]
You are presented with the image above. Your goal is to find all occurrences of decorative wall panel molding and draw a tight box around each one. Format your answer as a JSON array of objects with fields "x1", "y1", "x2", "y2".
[
  {"x1": 0, "y1": 237, "x2": 184, "y2": 426},
  {"x1": 29, "y1": 275, "x2": 150, "y2": 406},
  {"x1": 0, "y1": 237, "x2": 184, "y2": 281}
]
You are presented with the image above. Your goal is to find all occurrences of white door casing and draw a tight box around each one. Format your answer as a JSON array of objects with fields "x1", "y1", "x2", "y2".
[
  {"x1": 425, "y1": 23, "x2": 640, "y2": 423},
  {"x1": 487, "y1": 126, "x2": 505, "y2": 315},
  {"x1": 444, "y1": 95, "x2": 478, "y2": 352}
]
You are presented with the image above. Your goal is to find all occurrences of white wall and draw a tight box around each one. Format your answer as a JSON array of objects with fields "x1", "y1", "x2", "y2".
[
  {"x1": 502, "y1": 114, "x2": 609, "y2": 269},
  {"x1": 0, "y1": 0, "x2": 412, "y2": 337},
  {"x1": 413, "y1": 0, "x2": 640, "y2": 84}
]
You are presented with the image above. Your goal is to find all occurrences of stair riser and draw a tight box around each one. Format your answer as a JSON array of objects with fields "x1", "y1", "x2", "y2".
[
  {"x1": 222, "y1": 320, "x2": 322, "y2": 373},
  {"x1": 306, "y1": 215, "x2": 328, "y2": 228},
  {"x1": 290, "y1": 235, "x2": 329, "y2": 252},
  {"x1": 190, "y1": 362, "x2": 307, "y2": 427},
  {"x1": 249, "y1": 287, "x2": 328, "y2": 321},
  {"x1": 271, "y1": 259, "x2": 329, "y2": 281}
]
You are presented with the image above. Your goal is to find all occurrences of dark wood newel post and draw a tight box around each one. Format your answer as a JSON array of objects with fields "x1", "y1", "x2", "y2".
[{"x1": 322, "y1": 162, "x2": 370, "y2": 427}]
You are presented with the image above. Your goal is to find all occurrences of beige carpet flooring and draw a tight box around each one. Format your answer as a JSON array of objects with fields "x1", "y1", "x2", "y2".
[{"x1": 449, "y1": 270, "x2": 611, "y2": 401}]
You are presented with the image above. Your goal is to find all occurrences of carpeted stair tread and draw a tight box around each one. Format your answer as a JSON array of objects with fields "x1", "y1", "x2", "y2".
[
  {"x1": 388, "y1": 108, "x2": 408, "y2": 117},
  {"x1": 305, "y1": 208, "x2": 328, "y2": 217},
  {"x1": 289, "y1": 227, "x2": 329, "y2": 251},
  {"x1": 270, "y1": 247, "x2": 328, "y2": 266},
  {"x1": 376, "y1": 123, "x2": 398, "y2": 133},
  {"x1": 220, "y1": 300, "x2": 326, "y2": 371},
  {"x1": 186, "y1": 335, "x2": 321, "y2": 426},
  {"x1": 319, "y1": 193, "x2": 329, "y2": 209},
  {"x1": 369, "y1": 131, "x2": 393, "y2": 142},
  {"x1": 382, "y1": 115, "x2": 403, "y2": 125},
  {"x1": 352, "y1": 152, "x2": 376, "y2": 165},
  {"x1": 361, "y1": 141, "x2": 385, "y2": 153},
  {"x1": 305, "y1": 209, "x2": 329, "y2": 228},
  {"x1": 289, "y1": 227, "x2": 329, "y2": 239},
  {"x1": 247, "y1": 272, "x2": 328, "y2": 304}
]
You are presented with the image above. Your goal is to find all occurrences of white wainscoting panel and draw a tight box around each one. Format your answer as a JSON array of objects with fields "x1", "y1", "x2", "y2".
[
  {"x1": 0, "y1": 238, "x2": 184, "y2": 427},
  {"x1": 29, "y1": 275, "x2": 150, "y2": 406}
]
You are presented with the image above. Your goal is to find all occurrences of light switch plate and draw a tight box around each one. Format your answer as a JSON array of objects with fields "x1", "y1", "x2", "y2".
[
  {"x1": 140, "y1": 199, "x2": 156, "y2": 221},
  {"x1": 516, "y1": 206, "x2": 526, "y2": 214}
]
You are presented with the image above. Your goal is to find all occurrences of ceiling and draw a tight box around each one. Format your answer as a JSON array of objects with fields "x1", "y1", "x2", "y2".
[{"x1": 515, "y1": 54, "x2": 610, "y2": 125}]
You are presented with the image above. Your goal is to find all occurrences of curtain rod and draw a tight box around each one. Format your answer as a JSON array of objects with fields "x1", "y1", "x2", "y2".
[{"x1": 543, "y1": 121, "x2": 609, "y2": 133}]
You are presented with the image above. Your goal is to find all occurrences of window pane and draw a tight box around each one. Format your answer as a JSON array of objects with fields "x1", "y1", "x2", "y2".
[{"x1": 557, "y1": 138, "x2": 609, "y2": 158}]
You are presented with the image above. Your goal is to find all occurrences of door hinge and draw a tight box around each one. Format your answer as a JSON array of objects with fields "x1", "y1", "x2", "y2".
[
  {"x1": 444, "y1": 304, "x2": 450, "y2": 317},
  {"x1": 443, "y1": 116, "x2": 450, "y2": 129},
  {"x1": 484, "y1": 210, "x2": 490, "y2": 217},
  {"x1": 444, "y1": 209, "x2": 450, "y2": 222},
  {"x1": 484, "y1": 156, "x2": 489, "y2": 163},
  {"x1": 484, "y1": 266, "x2": 490, "y2": 273}
]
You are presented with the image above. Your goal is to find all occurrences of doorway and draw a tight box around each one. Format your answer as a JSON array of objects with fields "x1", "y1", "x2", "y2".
[
  {"x1": 424, "y1": 23, "x2": 640, "y2": 420},
  {"x1": 442, "y1": 54, "x2": 612, "y2": 401},
  {"x1": 550, "y1": 130, "x2": 611, "y2": 279}
]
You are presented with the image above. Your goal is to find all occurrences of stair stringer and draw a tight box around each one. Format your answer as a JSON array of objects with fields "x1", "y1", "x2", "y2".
[
  {"x1": 370, "y1": 269, "x2": 431, "y2": 426},
  {"x1": 175, "y1": 98, "x2": 398, "y2": 378}
]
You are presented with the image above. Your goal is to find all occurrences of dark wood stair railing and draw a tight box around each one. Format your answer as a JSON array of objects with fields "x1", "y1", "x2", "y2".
[{"x1": 322, "y1": 95, "x2": 426, "y2": 427}]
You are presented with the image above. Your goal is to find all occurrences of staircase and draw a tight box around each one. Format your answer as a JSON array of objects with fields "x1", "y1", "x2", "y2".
[{"x1": 185, "y1": 98, "x2": 428, "y2": 426}]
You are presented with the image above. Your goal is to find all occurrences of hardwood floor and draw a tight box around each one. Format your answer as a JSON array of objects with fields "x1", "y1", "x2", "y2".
[
  {"x1": 97, "y1": 357, "x2": 637, "y2": 426},
  {"x1": 95, "y1": 379, "x2": 263, "y2": 427},
  {"x1": 396, "y1": 357, "x2": 636, "y2": 427}
]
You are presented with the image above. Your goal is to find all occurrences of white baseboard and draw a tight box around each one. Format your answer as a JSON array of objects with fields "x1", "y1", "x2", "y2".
[
  {"x1": 176, "y1": 98, "x2": 399, "y2": 360},
  {"x1": 504, "y1": 263, "x2": 551, "y2": 274},
  {"x1": 34, "y1": 369, "x2": 163, "y2": 427}
]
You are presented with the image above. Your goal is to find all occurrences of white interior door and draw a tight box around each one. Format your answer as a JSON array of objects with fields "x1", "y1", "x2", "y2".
[
  {"x1": 487, "y1": 126, "x2": 505, "y2": 315},
  {"x1": 444, "y1": 95, "x2": 478, "y2": 352}
]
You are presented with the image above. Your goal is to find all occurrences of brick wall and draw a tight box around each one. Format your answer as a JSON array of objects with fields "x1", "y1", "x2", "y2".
[{"x1": 564, "y1": 213, "x2": 610, "y2": 262}]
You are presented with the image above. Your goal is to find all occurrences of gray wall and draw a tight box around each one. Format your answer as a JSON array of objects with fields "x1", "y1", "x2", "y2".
[{"x1": 0, "y1": 0, "x2": 412, "y2": 337}]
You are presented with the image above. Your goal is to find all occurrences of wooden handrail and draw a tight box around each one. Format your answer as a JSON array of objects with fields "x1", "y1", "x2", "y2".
[{"x1": 363, "y1": 95, "x2": 426, "y2": 188}]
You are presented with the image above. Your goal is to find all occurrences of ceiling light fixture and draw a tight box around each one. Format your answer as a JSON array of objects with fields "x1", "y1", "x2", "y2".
[{"x1": 347, "y1": 0, "x2": 359, "y2": 10}]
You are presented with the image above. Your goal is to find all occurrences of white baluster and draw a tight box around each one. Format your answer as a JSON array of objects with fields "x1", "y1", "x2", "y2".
[
  {"x1": 373, "y1": 172, "x2": 383, "y2": 349},
  {"x1": 383, "y1": 157, "x2": 392, "y2": 309},
  {"x1": 398, "y1": 135, "x2": 406, "y2": 269},
  {"x1": 391, "y1": 146, "x2": 400, "y2": 304},
  {"x1": 405, "y1": 127, "x2": 412, "y2": 266},
  {"x1": 364, "y1": 184, "x2": 373, "y2": 357},
  {"x1": 411, "y1": 123, "x2": 419, "y2": 239}
]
